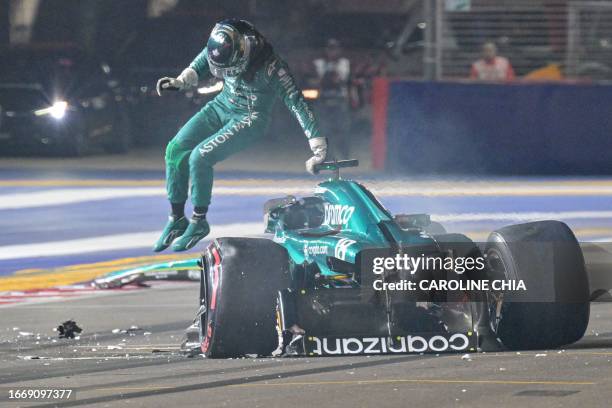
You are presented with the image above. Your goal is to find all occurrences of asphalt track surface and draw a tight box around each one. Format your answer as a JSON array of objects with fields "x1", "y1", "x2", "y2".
[
  {"x1": 0, "y1": 285, "x2": 611, "y2": 407},
  {"x1": 2, "y1": 165, "x2": 612, "y2": 407}
]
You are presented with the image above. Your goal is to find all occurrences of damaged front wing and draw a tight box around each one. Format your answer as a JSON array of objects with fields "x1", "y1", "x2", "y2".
[{"x1": 93, "y1": 258, "x2": 201, "y2": 289}]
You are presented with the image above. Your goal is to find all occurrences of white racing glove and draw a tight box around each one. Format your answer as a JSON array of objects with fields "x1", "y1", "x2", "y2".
[
  {"x1": 305, "y1": 137, "x2": 327, "y2": 175},
  {"x1": 156, "y1": 67, "x2": 199, "y2": 96}
]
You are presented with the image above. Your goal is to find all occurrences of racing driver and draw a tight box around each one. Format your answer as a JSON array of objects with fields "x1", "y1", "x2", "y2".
[{"x1": 153, "y1": 19, "x2": 327, "y2": 252}]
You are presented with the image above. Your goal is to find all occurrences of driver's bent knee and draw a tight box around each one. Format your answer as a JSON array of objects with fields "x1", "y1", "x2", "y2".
[
  {"x1": 165, "y1": 138, "x2": 191, "y2": 169},
  {"x1": 165, "y1": 139, "x2": 181, "y2": 164}
]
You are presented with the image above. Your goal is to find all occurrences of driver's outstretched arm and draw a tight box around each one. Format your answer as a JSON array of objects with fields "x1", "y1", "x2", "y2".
[
  {"x1": 266, "y1": 56, "x2": 321, "y2": 141},
  {"x1": 265, "y1": 56, "x2": 327, "y2": 173}
]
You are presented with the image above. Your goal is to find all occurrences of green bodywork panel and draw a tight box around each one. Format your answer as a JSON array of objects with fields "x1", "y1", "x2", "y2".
[
  {"x1": 95, "y1": 176, "x2": 435, "y2": 285},
  {"x1": 94, "y1": 258, "x2": 201, "y2": 288},
  {"x1": 269, "y1": 178, "x2": 435, "y2": 277}
]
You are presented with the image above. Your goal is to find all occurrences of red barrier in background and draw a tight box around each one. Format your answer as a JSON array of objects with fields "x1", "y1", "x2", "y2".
[{"x1": 371, "y1": 77, "x2": 389, "y2": 170}]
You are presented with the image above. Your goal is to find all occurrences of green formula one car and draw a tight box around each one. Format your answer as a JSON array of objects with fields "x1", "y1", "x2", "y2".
[{"x1": 96, "y1": 160, "x2": 595, "y2": 358}]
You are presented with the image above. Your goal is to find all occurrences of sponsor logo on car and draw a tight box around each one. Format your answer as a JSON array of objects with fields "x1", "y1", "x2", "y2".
[
  {"x1": 303, "y1": 243, "x2": 329, "y2": 257},
  {"x1": 306, "y1": 333, "x2": 473, "y2": 356},
  {"x1": 324, "y1": 204, "x2": 355, "y2": 227},
  {"x1": 334, "y1": 238, "x2": 356, "y2": 261}
]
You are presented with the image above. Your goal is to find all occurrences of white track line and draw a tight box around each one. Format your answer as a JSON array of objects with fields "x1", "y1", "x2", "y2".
[
  {"x1": 3, "y1": 182, "x2": 612, "y2": 210},
  {"x1": 2, "y1": 210, "x2": 612, "y2": 261},
  {"x1": 432, "y1": 211, "x2": 612, "y2": 223},
  {"x1": 0, "y1": 222, "x2": 263, "y2": 261},
  {"x1": 0, "y1": 187, "x2": 310, "y2": 210},
  {"x1": 0, "y1": 188, "x2": 165, "y2": 210}
]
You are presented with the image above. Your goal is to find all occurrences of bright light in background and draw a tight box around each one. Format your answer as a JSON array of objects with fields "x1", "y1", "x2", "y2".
[
  {"x1": 197, "y1": 83, "x2": 319, "y2": 99},
  {"x1": 197, "y1": 82, "x2": 223, "y2": 94},
  {"x1": 50, "y1": 101, "x2": 68, "y2": 119},
  {"x1": 302, "y1": 89, "x2": 319, "y2": 99},
  {"x1": 34, "y1": 101, "x2": 68, "y2": 120}
]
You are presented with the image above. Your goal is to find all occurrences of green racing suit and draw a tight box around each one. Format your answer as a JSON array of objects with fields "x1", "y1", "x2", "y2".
[{"x1": 165, "y1": 47, "x2": 320, "y2": 208}]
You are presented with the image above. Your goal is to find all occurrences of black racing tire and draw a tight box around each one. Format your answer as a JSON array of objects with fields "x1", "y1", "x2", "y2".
[
  {"x1": 430, "y1": 232, "x2": 488, "y2": 303},
  {"x1": 485, "y1": 221, "x2": 589, "y2": 350},
  {"x1": 199, "y1": 238, "x2": 290, "y2": 358}
]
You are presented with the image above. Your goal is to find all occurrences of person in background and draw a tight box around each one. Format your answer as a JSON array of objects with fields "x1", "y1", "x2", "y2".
[
  {"x1": 313, "y1": 39, "x2": 352, "y2": 159},
  {"x1": 470, "y1": 42, "x2": 516, "y2": 81}
]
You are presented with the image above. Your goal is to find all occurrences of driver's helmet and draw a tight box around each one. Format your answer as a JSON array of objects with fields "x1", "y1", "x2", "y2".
[{"x1": 206, "y1": 19, "x2": 258, "y2": 78}]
